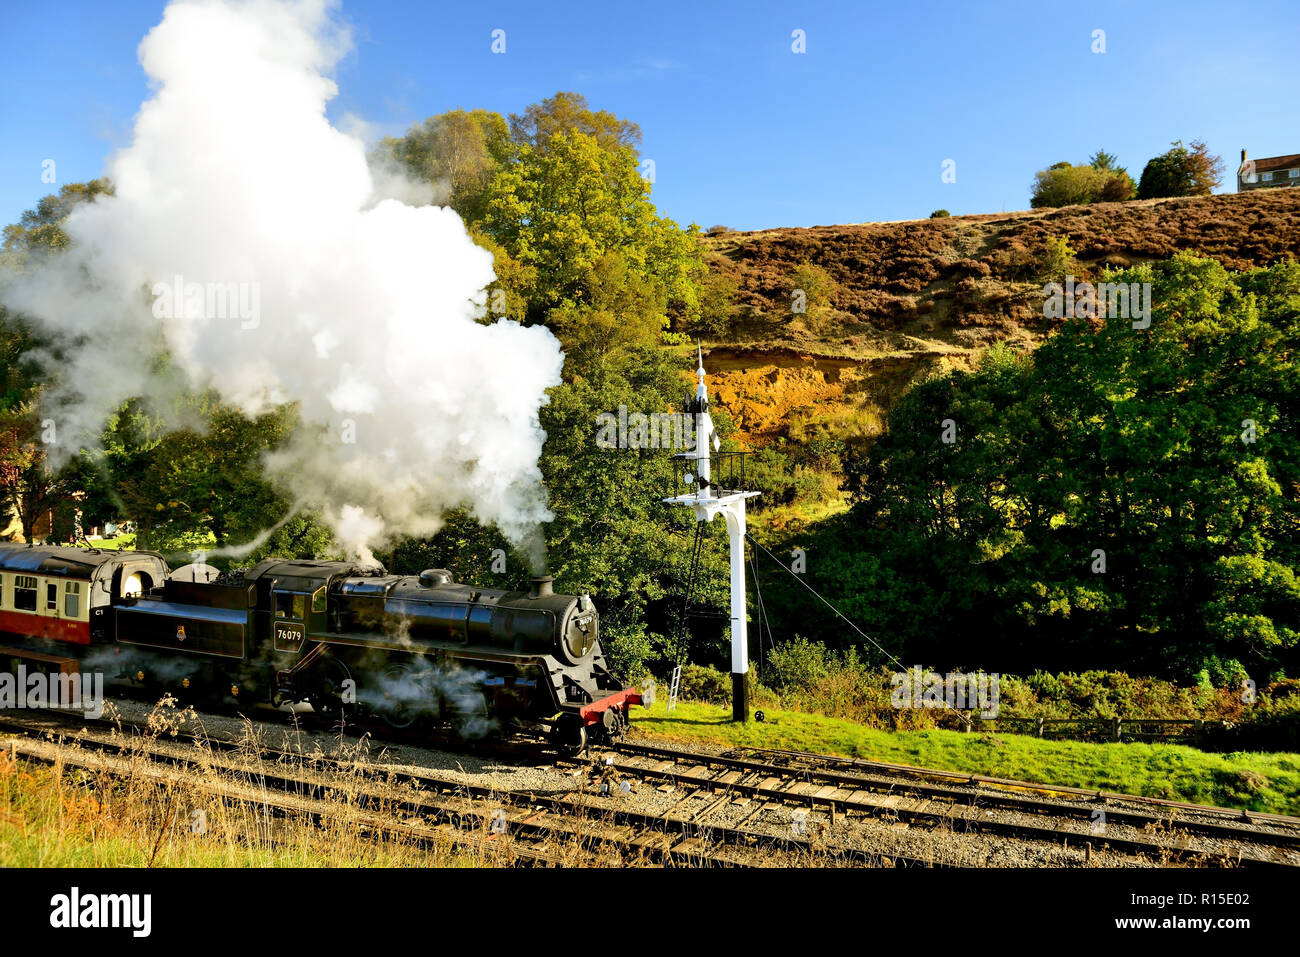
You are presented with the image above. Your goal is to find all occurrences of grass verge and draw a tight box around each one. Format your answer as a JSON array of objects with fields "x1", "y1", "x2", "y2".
[{"x1": 632, "y1": 699, "x2": 1300, "y2": 815}]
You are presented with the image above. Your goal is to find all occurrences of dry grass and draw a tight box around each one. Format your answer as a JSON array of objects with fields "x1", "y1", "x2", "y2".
[{"x1": 0, "y1": 698, "x2": 613, "y2": 867}]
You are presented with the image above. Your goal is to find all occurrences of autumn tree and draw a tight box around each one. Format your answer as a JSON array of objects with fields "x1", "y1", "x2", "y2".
[{"x1": 1137, "y1": 140, "x2": 1224, "y2": 199}]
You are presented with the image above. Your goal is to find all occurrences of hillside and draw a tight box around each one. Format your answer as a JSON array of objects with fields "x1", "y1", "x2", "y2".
[{"x1": 699, "y1": 189, "x2": 1300, "y2": 524}]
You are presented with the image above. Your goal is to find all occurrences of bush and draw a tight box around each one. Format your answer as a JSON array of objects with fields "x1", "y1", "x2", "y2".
[
  {"x1": 930, "y1": 209, "x2": 950, "y2": 218},
  {"x1": 1031, "y1": 163, "x2": 1113, "y2": 208},
  {"x1": 1036, "y1": 235, "x2": 1077, "y2": 281},
  {"x1": 665, "y1": 650, "x2": 1300, "y2": 747},
  {"x1": 765, "y1": 636, "x2": 832, "y2": 692},
  {"x1": 787, "y1": 262, "x2": 836, "y2": 312},
  {"x1": 1194, "y1": 656, "x2": 1251, "y2": 690},
  {"x1": 678, "y1": 663, "x2": 731, "y2": 703},
  {"x1": 1244, "y1": 692, "x2": 1300, "y2": 751}
]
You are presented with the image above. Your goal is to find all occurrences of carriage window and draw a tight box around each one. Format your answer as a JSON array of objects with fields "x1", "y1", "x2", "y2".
[
  {"x1": 65, "y1": 581, "x2": 81, "y2": 618},
  {"x1": 311, "y1": 587, "x2": 326, "y2": 614},
  {"x1": 46, "y1": 583, "x2": 58, "y2": 611},
  {"x1": 275, "y1": 593, "x2": 306, "y2": 620},
  {"x1": 14, "y1": 576, "x2": 36, "y2": 612}
]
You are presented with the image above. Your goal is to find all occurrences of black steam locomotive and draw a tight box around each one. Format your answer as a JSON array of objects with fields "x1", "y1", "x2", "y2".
[{"x1": 0, "y1": 543, "x2": 648, "y2": 751}]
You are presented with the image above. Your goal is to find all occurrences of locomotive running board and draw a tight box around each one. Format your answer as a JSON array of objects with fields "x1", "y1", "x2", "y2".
[{"x1": 579, "y1": 687, "x2": 649, "y2": 726}]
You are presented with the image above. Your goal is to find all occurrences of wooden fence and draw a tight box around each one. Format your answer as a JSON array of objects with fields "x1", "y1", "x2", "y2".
[{"x1": 967, "y1": 715, "x2": 1227, "y2": 745}]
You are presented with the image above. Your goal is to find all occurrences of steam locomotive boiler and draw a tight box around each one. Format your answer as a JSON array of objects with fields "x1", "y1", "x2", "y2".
[{"x1": 0, "y1": 544, "x2": 648, "y2": 751}]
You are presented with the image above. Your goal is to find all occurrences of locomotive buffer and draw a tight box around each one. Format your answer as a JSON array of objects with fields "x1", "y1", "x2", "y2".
[{"x1": 663, "y1": 347, "x2": 759, "y2": 722}]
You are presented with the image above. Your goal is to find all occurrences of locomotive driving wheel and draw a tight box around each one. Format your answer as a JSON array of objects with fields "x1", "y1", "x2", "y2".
[
  {"x1": 307, "y1": 652, "x2": 353, "y2": 719},
  {"x1": 550, "y1": 713, "x2": 587, "y2": 755},
  {"x1": 374, "y1": 661, "x2": 428, "y2": 730}
]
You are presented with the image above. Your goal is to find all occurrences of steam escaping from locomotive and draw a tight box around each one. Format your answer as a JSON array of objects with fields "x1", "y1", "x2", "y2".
[{"x1": 0, "y1": 0, "x2": 563, "y2": 567}]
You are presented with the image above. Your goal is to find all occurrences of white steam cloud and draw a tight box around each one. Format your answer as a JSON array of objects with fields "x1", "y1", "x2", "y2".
[{"x1": 0, "y1": 0, "x2": 564, "y2": 568}]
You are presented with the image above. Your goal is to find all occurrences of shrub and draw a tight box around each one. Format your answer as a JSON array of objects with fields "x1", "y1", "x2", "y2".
[
  {"x1": 1036, "y1": 235, "x2": 1077, "y2": 281},
  {"x1": 765, "y1": 636, "x2": 832, "y2": 692},
  {"x1": 787, "y1": 262, "x2": 836, "y2": 311},
  {"x1": 678, "y1": 663, "x2": 731, "y2": 703},
  {"x1": 1245, "y1": 692, "x2": 1300, "y2": 751},
  {"x1": 1098, "y1": 173, "x2": 1136, "y2": 202},
  {"x1": 1030, "y1": 163, "x2": 1112, "y2": 208},
  {"x1": 665, "y1": 651, "x2": 1300, "y2": 748},
  {"x1": 671, "y1": 663, "x2": 777, "y2": 708},
  {"x1": 930, "y1": 209, "x2": 950, "y2": 218},
  {"x1": 1194, "y1": 655, "x2": 1251, "y2": 690}
]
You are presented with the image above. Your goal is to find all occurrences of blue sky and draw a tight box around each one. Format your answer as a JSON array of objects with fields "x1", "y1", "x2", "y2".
[{"x1": 3, "y1": 0, "x2": 1298, "y2": 232}]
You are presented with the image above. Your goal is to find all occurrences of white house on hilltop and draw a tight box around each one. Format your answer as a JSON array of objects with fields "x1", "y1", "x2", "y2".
[{"x1": 1238, "y1": 148, "x2": 1300, "y2": 191}]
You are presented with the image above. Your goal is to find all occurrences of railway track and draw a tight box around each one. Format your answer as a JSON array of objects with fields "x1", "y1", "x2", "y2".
[
  {"x1": 8, "y1": 701, "x2": 1296, "y2": 868},
  {"x1": 597, "y1": 739, "x2": 1300, "y2": 868},
  {"x1": 5, "y1": 729, "x2": 574, "y2": 866},
  {"x1": 732, "y1": 743, "x2": 1300, "y2": 829},
  {"x1": 0, "y1": 710, "x2": 914, "y2": 868}
]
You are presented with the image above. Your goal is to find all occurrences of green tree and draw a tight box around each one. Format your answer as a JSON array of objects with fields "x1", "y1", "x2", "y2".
[
  {"x1": 789, "y1": 262, "x2": 836, "y2": 309},
  {"x1": 2, "y1": 179, "x2": 113, "y2": 258},
  {"x1": 1030, "y1": 161, "x2": 1132, "y2": 207},
  {"x1": 1031, "y1": 163, "x2": 1106, "y2": 207},
  {"x1": 383, "y1": 93, "x2": 708, "y2": 366},
  {"x1": 686, "y1": 264, "x2": 740, "y2": 340},
  {"x1": 374, "y1": 109, "x2": 511, "y2": 223},
  {"x1": 832, "y1": 256, "x2": 1299, "y2": 679},
  {"x1": 1089, "y1": 150, "x2": 1122, "y2": 172},
  {"x1": 508, "y1": 91, "x2": 641, "y2": 154},
  {"x1": 481, "y1": 127, "x2": 704, "y2": 347},
  {"x1": 1137, "y1": 140, "x2": 1224, "y2": 199},
  {"x1": 98, "y1": 393, "x2": 335, "y2": 559}
]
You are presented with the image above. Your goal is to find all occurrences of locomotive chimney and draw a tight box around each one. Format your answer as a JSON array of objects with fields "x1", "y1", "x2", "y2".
[{"x1": 529, "y1": 575, "x2": 554, "y2": 599}]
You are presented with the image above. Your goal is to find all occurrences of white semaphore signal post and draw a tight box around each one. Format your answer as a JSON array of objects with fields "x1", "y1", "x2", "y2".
[{"x1": 663, "y1": 347, "x2": 760, "y2": 721}]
